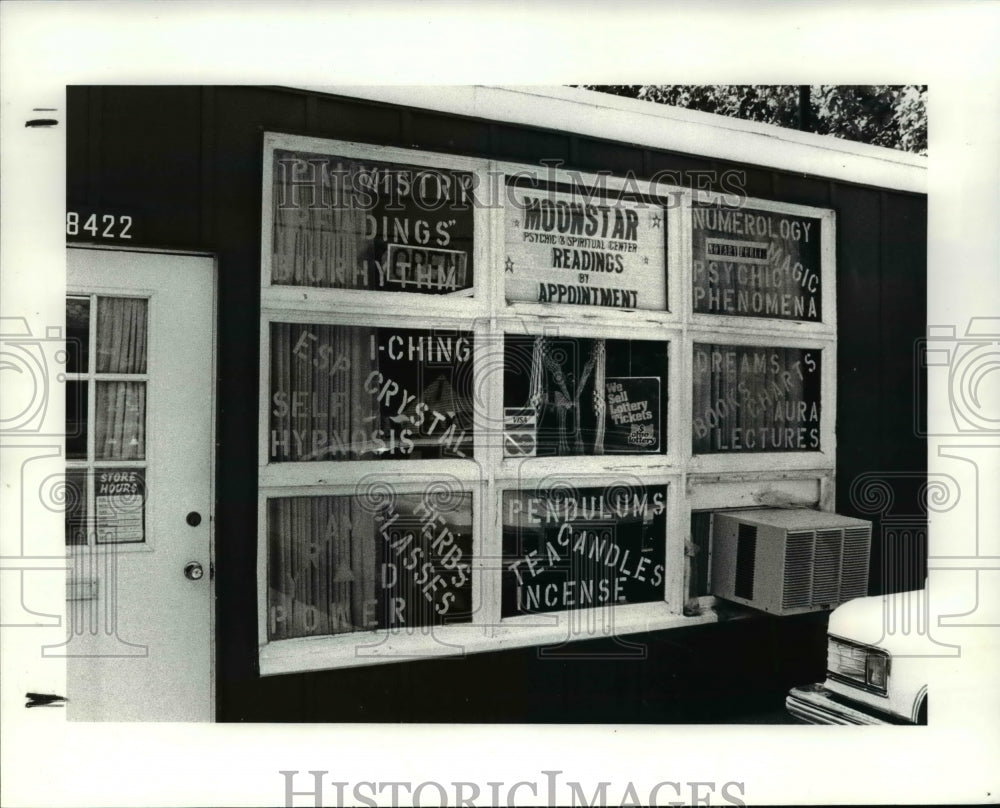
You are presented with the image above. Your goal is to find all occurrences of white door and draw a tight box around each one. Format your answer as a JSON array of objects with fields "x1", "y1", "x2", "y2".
[{"x1": 52, "y1": 248, "x2": 215, "y2": 721}]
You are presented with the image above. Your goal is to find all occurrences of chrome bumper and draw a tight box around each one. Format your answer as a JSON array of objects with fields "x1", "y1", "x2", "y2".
[{"x1": 786, "y1": 683, "x2": 894, "y2": 725}]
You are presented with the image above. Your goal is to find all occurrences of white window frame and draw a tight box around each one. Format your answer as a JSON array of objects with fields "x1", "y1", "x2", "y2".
[
  {"x1": 261, "y1": 132, "x2": 493, "y2": 319},
  {"x1": 688, "y1": 190, "x2": 837, "y2": 336},
  {"x1": 257, "y1": 133, "x2": 839, "y2": 676},
  {"x1": 494, "y1": 159, "x2": 685, "y2": 323},
  {"x1": 683, "y1": 189, "x2": 837, "y2": 474},
  {"x1": 684, "y1": 330, "x2": 836, "y2": 475},
  {"x1": 64, "y1": 289, "x2": 156, "y2": 554},
  {"x1": 491, "y1": 472, "x2": 685, "y2": 626}
]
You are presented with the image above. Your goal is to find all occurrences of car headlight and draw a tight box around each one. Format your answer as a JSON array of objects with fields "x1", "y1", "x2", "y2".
[{"x1": 828, "y1": 636, "x2": 890, "y2": 695}]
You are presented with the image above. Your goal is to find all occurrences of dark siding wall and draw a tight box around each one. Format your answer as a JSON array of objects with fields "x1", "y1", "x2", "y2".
[
  {"x1": 67, "y1": 86, "x2": 926, "y2": 722},
  {"x1": 67, "y1": 87, "x2": 205, "y2": 247}
]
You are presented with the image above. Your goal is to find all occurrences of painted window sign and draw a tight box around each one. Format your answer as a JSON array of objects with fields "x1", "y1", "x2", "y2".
[
  {"x1": 501, "y1": 485, "x2": 667, "y2": 617},
  {"x1": 268, "y1": 490, "x2": 473, "y2": 640},
  {"x1": 270, "y1": 149, "x2": 475, "y2": 293},
  {"x1": 692, "y1": 344, "x2": 822, "y2": 453},
  {"x1": 504, "y1": 187, "x2": 667, "y2": 310},
  {"x1": 270, "y1": 323, "x2": 474, "y2": 462},
  {"x1": 502, "y1": 335, "x2": 668, "y2": 457},
  {"x1": 692, "y1": 204, "x2": 822, "y2": 322}
]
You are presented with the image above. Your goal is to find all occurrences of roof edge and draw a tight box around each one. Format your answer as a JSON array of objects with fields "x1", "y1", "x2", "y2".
[{"x1": 292, "y1": 84, "x2": 927, "y2": 195}]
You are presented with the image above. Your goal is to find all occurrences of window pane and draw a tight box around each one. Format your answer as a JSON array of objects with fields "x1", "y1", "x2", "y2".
[
  {"x1": 64, "y1": 468, "x2": 88, "y2": 545},
  {"x1": 66, "y1": 381, "x2": 88, "y2": 459},
  {"x1": 66, "y1": 296, "x2": 90, "y2": 373},
  {"x1": 268, "y1": 489, "x2": 473, "y2": 640},
  {"x1": 502, "y1": 484, "x2": 667, "y2": 617},
  {"x1": 270, "y1": 323, "x2": 474, "y2": 461},
  {"x1": 691, "y1": 204, "x2": 822, "y2": 322},
  {"x1": 504, "y1": 185, "x2": 668, "y2": 311},
  {"x1": 95, "y1": 381, "x2": 146, "y2": 460},
  {"x1": 271, "y1": 150, "x2": 475, "y2": 294},
  {"x1": 692, "y1": 344, "x2": 822, "y2": 453},
  {"x1": 94, "y1": 468, "x2": 145, "y2": 544},
  {"x1": 96, "y1": 297, "x2": 147, "y2": 373},
  {"x1": 503, "y1": 335, "x2": 667, "y2": 457}
]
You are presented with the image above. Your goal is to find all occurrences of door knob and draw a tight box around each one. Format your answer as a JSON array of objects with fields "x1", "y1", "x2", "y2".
[{"x1": 184, "y1": 561, "x2": 204, "y2": 581}]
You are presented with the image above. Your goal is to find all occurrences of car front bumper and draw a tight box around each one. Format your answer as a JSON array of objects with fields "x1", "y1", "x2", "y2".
[{"x1": 786, "y1": 683, "x2": 899, "y2": 725}]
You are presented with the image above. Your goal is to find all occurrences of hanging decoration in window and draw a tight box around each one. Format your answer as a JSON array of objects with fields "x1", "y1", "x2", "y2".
[{"x1": 503, "y1": 335, "x2": 667, "y2": 457}]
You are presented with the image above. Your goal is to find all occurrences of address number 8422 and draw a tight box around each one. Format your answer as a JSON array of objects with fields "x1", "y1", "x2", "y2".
[{"x1": 67, "y1": 212, "x2": 132, "y2": 239}]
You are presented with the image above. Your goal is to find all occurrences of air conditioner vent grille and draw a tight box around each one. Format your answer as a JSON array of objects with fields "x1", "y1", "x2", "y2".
[
  {"x1": 840, "y1": 526, "x2": 872, "y2": 599},
  {"x1": 812, "y1": 529, "x2": 843, "y2": 604},
  {"x1": 782, "y1": 530, "x2": 814, "y2": 609},
  {"x1": 711, "y1": 510, "x2": 873, "y2": 615}
]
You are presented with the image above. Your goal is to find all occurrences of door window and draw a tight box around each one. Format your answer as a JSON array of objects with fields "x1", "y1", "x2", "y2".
[{"x1": 64, "y1": 295, "x2": 149, "y2": 545}]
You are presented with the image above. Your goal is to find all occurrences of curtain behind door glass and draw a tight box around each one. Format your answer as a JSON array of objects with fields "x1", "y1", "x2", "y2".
[
  {"x1": 95, "y1": 382, "x2": 146, "y2": 460},
  {"x1": 94, "y1": 297, "x2": 148, "y2": 460},
  {"x1": 97, "y1": 297, "x2": 147, "y2": 373}
]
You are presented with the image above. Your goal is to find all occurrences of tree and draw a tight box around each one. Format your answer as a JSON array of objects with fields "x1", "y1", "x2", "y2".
[{"x1": 582, "y1": 85, "x2": 927, "y2": 155}]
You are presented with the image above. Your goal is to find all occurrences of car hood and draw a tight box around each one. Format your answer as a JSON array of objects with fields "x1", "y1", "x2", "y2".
[{"x1": 828, "y1": 588, "x2": 940, "y2": 655}]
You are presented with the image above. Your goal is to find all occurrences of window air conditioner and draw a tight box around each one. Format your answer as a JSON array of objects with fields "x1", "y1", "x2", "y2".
[{"x1": 709, "y1": 509, "x2": 872, "y2": 615}]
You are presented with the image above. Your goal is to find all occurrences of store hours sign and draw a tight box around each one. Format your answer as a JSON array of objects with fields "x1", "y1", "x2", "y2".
[{"x1": 505, "y1": 188, "x2": 667, "y2": 310}]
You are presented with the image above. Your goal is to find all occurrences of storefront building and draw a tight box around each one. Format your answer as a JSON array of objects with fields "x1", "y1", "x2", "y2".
[{"x1": 64, "y1": 86, "x2": 926, "y2": 721}]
